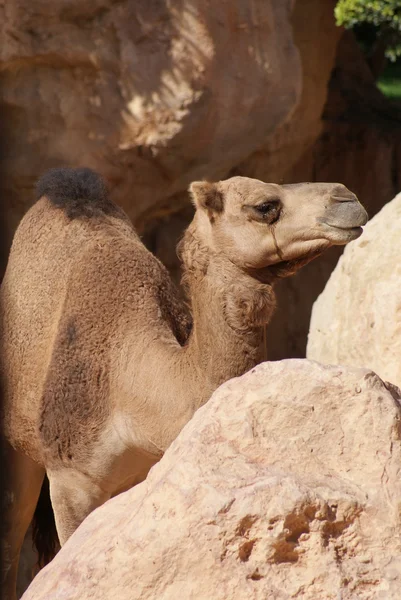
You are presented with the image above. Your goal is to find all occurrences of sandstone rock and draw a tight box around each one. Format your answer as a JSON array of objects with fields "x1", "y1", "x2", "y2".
[
  {"x1": 308, "y1": 193, "x2": 401, "y2": 389},
  {"x1": 231, "y1": 0, "x2": 342, "y2": 185},
  {"x1": 22, "y1": 360, "x2": 401, "y2": 600},
  {"x1": 0, "y1": 0, "x2": 301, "y2": 272}
]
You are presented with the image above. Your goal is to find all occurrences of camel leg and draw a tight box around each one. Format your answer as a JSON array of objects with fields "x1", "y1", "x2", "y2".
[
  {"x1": 48, "y1": 470, "x2": 110, "y2": 545},
  {"x1": 2, "y1": 443, "x2": 45, "y2": 600}
]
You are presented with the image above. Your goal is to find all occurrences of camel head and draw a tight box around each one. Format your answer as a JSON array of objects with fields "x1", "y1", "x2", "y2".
[{"x1": 189, "y1": 176, "x2": 368, "y2": 277}]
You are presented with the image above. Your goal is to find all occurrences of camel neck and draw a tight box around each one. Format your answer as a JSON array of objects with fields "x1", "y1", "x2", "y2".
[{"x1": 183, "y1": 250, "x2": 276, "y2": 390}]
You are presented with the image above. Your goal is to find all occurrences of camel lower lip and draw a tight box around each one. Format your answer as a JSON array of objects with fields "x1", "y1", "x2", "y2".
[
  {"x1": 320, "y1": 223, "x2": 364, "y2": 243},
  {"x1": 324, "y1": 224, "x2": 363, "y2": 234}
]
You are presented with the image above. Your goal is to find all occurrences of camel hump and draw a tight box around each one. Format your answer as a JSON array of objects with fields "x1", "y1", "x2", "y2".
[{"x1": 36, "y1": 167, "x2": 121, "y2": 219}]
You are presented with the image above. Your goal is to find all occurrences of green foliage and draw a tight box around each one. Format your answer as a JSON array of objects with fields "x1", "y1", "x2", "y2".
[
  {"x1": 377, "y1": 62, "x2": 401, "y2": 99},
  {"x1": 335, "y1": 0, "x2": 401, "y2": 61}
]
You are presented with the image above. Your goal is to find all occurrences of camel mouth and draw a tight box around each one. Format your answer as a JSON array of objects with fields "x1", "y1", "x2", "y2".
[
  {"x1": 329, "y1": 224, "x2": 363, "y2": 233},
  {"x1": 320, "y1": 222, "x2": 364, "y2": 243}
]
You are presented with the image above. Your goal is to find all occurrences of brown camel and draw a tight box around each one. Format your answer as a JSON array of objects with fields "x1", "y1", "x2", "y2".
[{"x1": 0, "y1": 168, "x2": 367, "y2": 599}]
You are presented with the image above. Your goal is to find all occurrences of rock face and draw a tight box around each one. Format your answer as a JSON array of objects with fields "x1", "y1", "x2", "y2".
[
  {"x1": 231, "y1": 0, "x2": 342, "y2": 187},
  {"x1": 308, "y1": 193, "x2": 401, "y2": 389},
  {"x1": 22, "y1": 360, "x2": 401, "y2": 600},
  {"x1": 0, "y1": 0, "x2": 300, "y2": 270}
]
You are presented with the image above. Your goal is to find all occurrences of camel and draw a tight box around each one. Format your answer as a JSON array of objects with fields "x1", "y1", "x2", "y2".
[{"x1": 0, "y1": 167, "x2": 368, "y2": 599}]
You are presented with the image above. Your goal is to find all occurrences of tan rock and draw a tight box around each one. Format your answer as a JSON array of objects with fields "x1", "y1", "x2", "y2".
[
  {"x1": 308, "y1": 193, "x2": 401, "y2": 389},
  {"x1": 233, "y1": 0, "x2": 342, "y2": 186},
  {"x1": 22, "y1": 360, "x2": 401, "y2": 600},
  {"x1": 0, "y1": 0, "x2": 301, "y2": 268}
]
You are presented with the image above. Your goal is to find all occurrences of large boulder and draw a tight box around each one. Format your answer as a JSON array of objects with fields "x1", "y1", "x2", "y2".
[
  {"x1": 22, "y1": 360, "x2": 401, "y2": 600},
  {"x1": 308, "y1": 193, "x2": 401, "y2": 389},
  {"x1": 0, "y1": 0, "x2": 301, "y2": 271}
]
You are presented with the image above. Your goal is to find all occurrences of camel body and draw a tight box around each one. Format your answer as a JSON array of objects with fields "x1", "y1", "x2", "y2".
[
  {"x1": 4, "y1": 194, "x2": 195, "y2": 465},
  {"x1": 1, "y1": 168, "x2": 368, "y2": 599}
]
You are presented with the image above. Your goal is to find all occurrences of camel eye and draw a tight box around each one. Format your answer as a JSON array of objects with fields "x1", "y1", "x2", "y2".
[{"x1": 254, "y1": 200, "x2": 281, "y2": 222}]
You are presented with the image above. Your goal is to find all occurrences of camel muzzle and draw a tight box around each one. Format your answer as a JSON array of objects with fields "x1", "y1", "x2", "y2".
[{"x1": 322, "y1": 195, "x2": 368, "y2": 230}]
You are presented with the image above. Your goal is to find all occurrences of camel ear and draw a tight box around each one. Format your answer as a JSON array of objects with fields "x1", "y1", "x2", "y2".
[{"x1": 189, "y1": 181, "x2": 224, "y2": 214}]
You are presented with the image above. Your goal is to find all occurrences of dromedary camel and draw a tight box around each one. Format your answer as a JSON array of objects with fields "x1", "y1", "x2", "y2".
[{"x1": 1, "y1": 168, "x2": 368, "y2": 599}]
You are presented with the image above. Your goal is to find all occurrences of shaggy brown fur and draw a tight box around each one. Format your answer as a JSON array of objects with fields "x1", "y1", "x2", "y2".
[
  {"x1": 36, "y1": 167, "x2": 123, "y2": 219},
  {"x1": 0, "y1": 168, "x2": 367, "y2": 600}
]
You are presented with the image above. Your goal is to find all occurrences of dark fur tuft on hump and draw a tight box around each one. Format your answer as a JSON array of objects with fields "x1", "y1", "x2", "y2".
[{"x1": 36, "y1": 167, "x2": 122, "y2": 219}]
